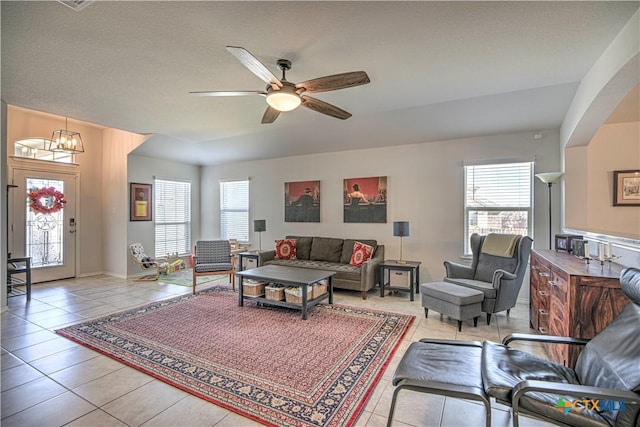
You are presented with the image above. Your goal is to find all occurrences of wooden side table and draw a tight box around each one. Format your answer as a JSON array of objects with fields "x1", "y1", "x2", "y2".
[{"x1": 379, "y1": 260, "x2": 421, "y2": 301}]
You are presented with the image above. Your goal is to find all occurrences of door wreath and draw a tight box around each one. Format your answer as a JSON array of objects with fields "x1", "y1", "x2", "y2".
[{"x1": 27, "y1": 187, "x2": 67, "y2": 215}]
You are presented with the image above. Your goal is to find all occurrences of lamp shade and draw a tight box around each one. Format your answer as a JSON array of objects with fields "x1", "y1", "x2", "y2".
[
  {"x1": 393, "y1": 221, "x2": 409, "y2": 237},
  {"x1": 266, "y1": 91, "x2": 301, "y2": 112},
  {"x1": 253, "y1": 220, "x2": 266, "y2": 232},
  {"x1": 535, "y1": 172, "x2": 563, "y2": 184}
]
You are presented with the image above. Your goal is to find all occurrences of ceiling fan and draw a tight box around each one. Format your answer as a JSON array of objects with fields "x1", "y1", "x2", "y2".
[{"x1": 190, "y1": 46, "x2": 370, "y2": 124}]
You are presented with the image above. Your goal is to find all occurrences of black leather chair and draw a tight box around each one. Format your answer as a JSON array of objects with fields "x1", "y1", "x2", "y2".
[{"x1": 388, "y1": 267, "x2": 640, "y2": 427}]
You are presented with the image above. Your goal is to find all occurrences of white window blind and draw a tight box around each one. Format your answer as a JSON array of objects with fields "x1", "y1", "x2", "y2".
[
  {"x1": 154, "y1": 179, "x2": 191, "y2": 258},
  {"x1": 220, "y1": 180, "x2": 249, "y2": 242},
  {"x1": 464, "y1": 162, "x2": 533, "y2": 254}
]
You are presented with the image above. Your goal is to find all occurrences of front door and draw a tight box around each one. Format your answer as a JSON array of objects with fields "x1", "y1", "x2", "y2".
[{"x1": 10, "y1": 168, "x2": 78, "y2": 283}]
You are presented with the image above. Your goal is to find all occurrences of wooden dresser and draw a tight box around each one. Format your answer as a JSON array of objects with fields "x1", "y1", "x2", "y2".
[{"x1": 529, "y1": 249, "x2": 630, "y2": 367}]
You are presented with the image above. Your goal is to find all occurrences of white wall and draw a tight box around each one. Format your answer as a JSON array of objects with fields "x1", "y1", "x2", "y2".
[
  {"x1": 203, "y1": 129, "x2": 562, "y2": 297},
  {"x1": 101, "y1": 129, "x2": 148, "y2": 277},
  {"x1": 7, "y1": 107, "x2": 109, "y2": 277},
  {"x1": 1, "y1": 101, "x2": 8, "y2": 312},
  {"x1": 588, "y1": 122, "x2": 640, "y2": 239},
  {"x1": 564, "y1": 120, "x2": 640, "y2": 268},
  {"x1": 127, "y1": 154, "x2": 201, "y2": 277}
]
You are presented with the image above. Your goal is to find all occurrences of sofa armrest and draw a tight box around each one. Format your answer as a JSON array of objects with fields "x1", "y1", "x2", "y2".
[
  {"x1": 361, "y1": 245, "x2": 385, "y2": 290},
  {"x1": 443, "y1": 261, "x2": 474, "y2": 279},
  {"x1": 257, "y1": 250, "x2": 276, "y2": 266}
]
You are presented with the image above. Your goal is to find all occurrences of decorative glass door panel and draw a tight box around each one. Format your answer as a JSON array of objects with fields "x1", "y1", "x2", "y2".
[
  {"x1": 11, "y1": 169, "x2": 77, "y2": 283},
  {"x1": 25, "y1": 178, "x2": 65, "y2": 267}
]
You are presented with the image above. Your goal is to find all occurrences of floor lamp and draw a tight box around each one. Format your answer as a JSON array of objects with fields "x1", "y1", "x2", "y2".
[
  {"x1": 535, "y1": 172, "x2": 563, "y2": 249},
  {"x1": 253, "y1": 220, "x2": 266, "y2": 251},
  {"x1": 393, "y1": 221, "x2": 409, "y2": 264}
]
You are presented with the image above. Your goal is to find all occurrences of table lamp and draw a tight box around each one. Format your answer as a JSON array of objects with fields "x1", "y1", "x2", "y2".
[
  {"x1": 253, "y1": 220, "x2": 266, "y2": 251},
  {"x1": 393, "y1": 221, "x2": 409, "y2": 264}
]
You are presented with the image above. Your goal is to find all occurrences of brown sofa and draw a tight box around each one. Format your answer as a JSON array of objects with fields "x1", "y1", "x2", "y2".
[{"x1": 257, "y1": 236, "x2": 384, "y2": 299}]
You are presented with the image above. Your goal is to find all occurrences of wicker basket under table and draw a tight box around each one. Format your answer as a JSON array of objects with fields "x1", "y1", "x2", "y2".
[
  {"x1": 265, "y1": 286, "x2": 285, "y2": 301},
  {"x1": 243, "y1": 280, "x2": 265, "y2": 297},
  {"x1": 284, "y1": 286, "x2": 311, "y2": 304}
]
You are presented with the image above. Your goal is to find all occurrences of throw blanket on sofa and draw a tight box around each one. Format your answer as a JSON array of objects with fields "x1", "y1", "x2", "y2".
[{"x1": 481, "y1": 234, "x2": 520, "y2": 257}]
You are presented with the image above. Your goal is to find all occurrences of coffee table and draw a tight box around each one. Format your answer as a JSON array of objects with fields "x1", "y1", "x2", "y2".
[{"x1": 236, "y1": 265, "x2": 336, "y2": 320}]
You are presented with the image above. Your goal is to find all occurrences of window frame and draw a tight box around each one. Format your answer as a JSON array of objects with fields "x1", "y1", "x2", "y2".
[
  {"x1": 463, "y1": 161, "x2": 533, "y2": 255},
  {"x1": 154, "y1": 178, "x2": 192, "y2": 258},
  {"x1": 219, "y1": 179, "x2": 249, "y2": 243}
]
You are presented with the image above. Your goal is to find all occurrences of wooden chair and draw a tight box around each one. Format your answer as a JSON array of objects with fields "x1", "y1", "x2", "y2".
[
  {"x1": 192, "y1": 240, "x2": 236, "y2": 294},
  {"x1": 129, "y1": 242, "x2": 166, "y2": 281}
]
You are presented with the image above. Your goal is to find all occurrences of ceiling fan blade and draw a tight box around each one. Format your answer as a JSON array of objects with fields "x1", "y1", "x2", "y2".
[
  {"x1": 301, "y1": 96, "x2": 352, "y2": 120},
  {"x1": 226, "y1": 46, "x2": 282, "y2": 89},
  {"x1": 261, "y1": 106, "x2": 281, "y2": 124},
  {"x1": 189, "y1": 90, "x2": 266, "y2": 97},
  {"x1": 296, "y1": 71, "x2": 370, "y2": 94}
]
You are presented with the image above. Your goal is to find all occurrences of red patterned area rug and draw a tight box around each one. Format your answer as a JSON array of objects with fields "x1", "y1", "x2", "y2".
[{"x1": 56, "y1": 286, "x2": 414, "y2": 426}]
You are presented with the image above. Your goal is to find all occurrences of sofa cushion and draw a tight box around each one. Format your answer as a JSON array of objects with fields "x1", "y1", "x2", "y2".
[
  {"x1": 310, "y1": 237, "x2": 343, "y2": 263},
  {"x1": 350, "y1": 241, "x2": 374, "y2": 267},
  {"x1": 265, "y1": 259, "x2": 362, "y2": 282},
  {"x1": 275, "y1": 239, "x2": 297, "y2": 260},
  {"x1": 286, "y1": 236, "x2": 313, "y2": 260},
  {"x1": 474, "y1": 253, "x2": 518, "y2": 283},
  {"x1": 340, "y1": 239, "x2": 378, "y2": 264}
]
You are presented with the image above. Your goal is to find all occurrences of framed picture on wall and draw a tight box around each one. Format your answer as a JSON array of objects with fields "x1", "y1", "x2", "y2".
[
  {"x1": 130, "y1": 183, "x2": 152, "y2": 221},
  {"x1": 613, "y1": 170, "x2": 640, "y2": 206},
  {"x1": 284, "y1": 180, "x2": 320, "y2": 222},
  {"x1": 343, "y1": 176, "x2": 387, "y2": 223}
]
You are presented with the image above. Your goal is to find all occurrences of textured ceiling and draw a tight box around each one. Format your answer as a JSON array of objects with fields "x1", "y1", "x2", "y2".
[{"x1": 2, "y1": 1, "x2": 638, "y2": 165}]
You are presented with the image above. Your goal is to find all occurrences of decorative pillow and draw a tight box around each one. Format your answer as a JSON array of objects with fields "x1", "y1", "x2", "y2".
[
  {"x1": 275, "y1": 239, "x2": 297, "y2": 260},
  {"x1": 350, "y1": 241, "x2": 374, "y2": 267},
  {"x1": 286, "y1": 236, "x2": 312, "y2": 260}
]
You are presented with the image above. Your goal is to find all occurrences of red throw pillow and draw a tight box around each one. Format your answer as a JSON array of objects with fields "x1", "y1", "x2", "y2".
[
  {"x1": 350, "y1": 241, "x2": 374, "y2": 267},
  {"x1": 275, "y1": 239, "x2": 297, "y2": 260}
]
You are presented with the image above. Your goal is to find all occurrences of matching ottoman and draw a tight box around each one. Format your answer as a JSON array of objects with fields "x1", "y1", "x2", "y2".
[{"x1": 420, "y1": 281, "x2": 484, "y2": 331}]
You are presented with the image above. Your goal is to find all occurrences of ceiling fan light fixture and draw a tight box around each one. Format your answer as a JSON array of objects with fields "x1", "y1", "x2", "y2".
[{"x1": 266, "y1": 91, "x2": 301, "y2": 112}]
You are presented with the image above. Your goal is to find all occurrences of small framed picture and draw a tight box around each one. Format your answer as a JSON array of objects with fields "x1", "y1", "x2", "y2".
[
  {"x1": 130, "y1": 183, "x2": 152, "y2": 221},
  {"x1": 613, "y1": 170, "x2": 640, "y2": 206}
]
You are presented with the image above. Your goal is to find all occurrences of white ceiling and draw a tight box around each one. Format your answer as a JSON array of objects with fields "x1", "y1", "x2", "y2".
[{"x1": 2, "y1": 1, "x2": 638, "y2": 166}]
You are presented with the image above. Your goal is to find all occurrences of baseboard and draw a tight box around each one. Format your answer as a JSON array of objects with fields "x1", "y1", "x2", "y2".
[
  {"x1": 99, "y1": 271, "x2": 128, "y2": 279},
  {"x1": 77, "y1": 271, "x2": 106, "y2": 278}
]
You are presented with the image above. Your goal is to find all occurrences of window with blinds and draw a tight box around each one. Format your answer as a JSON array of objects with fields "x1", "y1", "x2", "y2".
[
  {"x1": 464, "y1": 162, "x2": 533, "y2": 254},
  {"x1": 220, "y1": 180, "x2": 249, "y2": 242},
  {"x1": 154, "y1": 179, "x2": 191, "y2": 258}
]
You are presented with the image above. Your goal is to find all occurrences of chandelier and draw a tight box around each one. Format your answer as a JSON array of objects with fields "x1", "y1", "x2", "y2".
[{"x1": 47, "y1": 117, "x2": 85, "y2": 154}]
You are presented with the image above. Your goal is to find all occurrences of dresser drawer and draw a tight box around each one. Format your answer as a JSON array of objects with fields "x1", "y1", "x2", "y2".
[{"x1": 537, "y1": 306, "x2": 550, "y2": 334}]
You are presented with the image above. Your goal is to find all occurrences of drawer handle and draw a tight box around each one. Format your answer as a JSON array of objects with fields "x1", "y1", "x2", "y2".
[
  {"x1": 549, "y1": 281, "x2": 557, "y2": 287},
  {"x1": 538, "y1": 291, "x2": 548, "y2": 297},
  {"x1": 538, "y1": 309, "x2": 548, "y2": 315},
  {"x1": 538, "y1": 327, "x2": 547, "y2": 334},
  {"x1": 539, "y1": 272, "x2": 550, "y2": 277},
  {"x1": 531, "y1": 266, "x2": 538, "y2": 270}
]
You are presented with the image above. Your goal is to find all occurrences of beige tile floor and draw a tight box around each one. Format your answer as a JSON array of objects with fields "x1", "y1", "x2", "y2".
[{"x1": 2, "y1": 275, "x2": 553, "y2": 427}]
